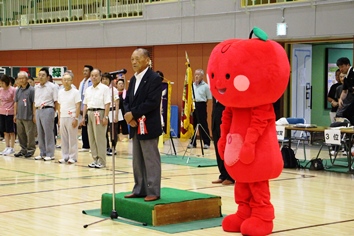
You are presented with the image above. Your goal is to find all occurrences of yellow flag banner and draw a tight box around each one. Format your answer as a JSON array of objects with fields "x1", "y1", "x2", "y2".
[
  {"x1": 163, "y1": 81, "x2": 172, "y2": 141},
  {"x1": 180, "y1": 53, "x2": 194, "y2": 140}
]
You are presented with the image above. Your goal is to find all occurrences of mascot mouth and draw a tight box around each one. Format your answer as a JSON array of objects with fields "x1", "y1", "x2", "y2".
[{"x1": 218, "y1": 88, "x2": 227, "y2": 94}]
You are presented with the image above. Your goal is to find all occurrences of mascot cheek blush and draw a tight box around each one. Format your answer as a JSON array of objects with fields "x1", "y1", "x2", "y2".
[{"x1": 207, "y1": 27, "x2": 290, "y2": 236}]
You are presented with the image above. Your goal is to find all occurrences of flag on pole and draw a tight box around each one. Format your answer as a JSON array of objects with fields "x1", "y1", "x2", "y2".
[{"x1": 180, "y1": 51, "x2": 194, "y2": 140}]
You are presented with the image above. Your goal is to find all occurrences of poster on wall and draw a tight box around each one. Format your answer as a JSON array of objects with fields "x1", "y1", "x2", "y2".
[
  {"x1": 0, "y1": 67, "x2": 12, "y2": 76},
  {"x1": 0, "y1": 66, "x2": 67, "y2": 85},
  {"x1": 36, "y1": 66, "x2": 67, "y2": 84},
  {"x1": 327, "y1": 63, "x2": 338, "y2": 94},
  {"x1": 13, "y1": 67, "x2": 37, "y2": 78},
  {"x1": 49, "y1": 66, "x2": 66, "y2": 79}
]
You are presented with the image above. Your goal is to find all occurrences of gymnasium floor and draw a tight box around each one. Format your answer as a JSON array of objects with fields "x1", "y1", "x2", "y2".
[{"x1": 0, "y1": 136, "x2": 353, "y2": 236}]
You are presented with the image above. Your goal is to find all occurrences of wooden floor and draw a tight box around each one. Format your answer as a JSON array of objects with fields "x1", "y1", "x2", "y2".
[{"x1": 0, "y1": 136, "x2": 353, "y2": 236}]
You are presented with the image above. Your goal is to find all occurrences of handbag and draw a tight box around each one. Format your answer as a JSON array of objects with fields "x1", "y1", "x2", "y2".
[{"x1": 307, "y1": 158, "x2": 324, "y2": 170}]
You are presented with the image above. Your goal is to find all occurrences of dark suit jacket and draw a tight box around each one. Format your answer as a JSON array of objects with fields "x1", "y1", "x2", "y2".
[
  {"x1": 343, "y1": 67, "x2": 354, "y2": 93},
  {"x1": 124, "y1": 68, "x2": 162, "y2": 140},
  {"x1": 212, "y1": 98, "x2": 225, "y2": 133}
]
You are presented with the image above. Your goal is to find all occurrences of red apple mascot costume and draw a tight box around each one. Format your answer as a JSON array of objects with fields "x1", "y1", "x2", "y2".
[{"x1": 207, "y1": 27, "x2": 290, "y2": 235}]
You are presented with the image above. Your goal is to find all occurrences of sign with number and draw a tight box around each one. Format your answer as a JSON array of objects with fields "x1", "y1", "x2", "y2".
[
  {"x1": 324, "y1": 129, "x2": 341, "y2": 145},
  {"x1": 276, "y1": 126, "x2": 285, "y2": 140}
]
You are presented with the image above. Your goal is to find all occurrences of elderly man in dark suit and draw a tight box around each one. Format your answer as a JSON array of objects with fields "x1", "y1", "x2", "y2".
[{"x1": 123, "y1": 48, "x2": 162, "y2": 202}]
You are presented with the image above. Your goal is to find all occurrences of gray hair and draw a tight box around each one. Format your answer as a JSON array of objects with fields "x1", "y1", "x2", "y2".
[
  {"x1": 135, "y1": 48, "x2": 151, "y2": 58},
  {"x1": 17, "y1": 71, "x2": 29, "y2": 78},
  {"x1": 195, "y1": 69, "x2": 204, "y2": 76},
  {"x1": 64, "y1": 70, "x2": 74, "y2": 78}
]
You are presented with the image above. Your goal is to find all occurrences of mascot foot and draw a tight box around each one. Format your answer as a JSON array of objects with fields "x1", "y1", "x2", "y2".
[
  {"x1": 240, "y1": 217, "x2": 273, "y2": 236},
  {"x1": 222, "y1": 213, "x2": 246, "y2": 232}
]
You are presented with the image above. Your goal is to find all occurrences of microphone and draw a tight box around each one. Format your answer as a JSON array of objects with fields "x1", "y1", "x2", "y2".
[{"x1": 110, "y1": 69, "x2": 127, "y2": 77}]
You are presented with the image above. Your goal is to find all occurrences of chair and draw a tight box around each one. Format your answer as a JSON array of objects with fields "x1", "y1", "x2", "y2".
[{"x1": 280, "y1": 117, "x2": 308, "y2": 161}]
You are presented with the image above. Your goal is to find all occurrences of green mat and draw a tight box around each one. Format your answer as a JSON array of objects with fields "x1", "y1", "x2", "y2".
[
  {"x1": 160, "y1": 155, "x2": 217, "y2": 167},
  {"x1": 301, "y1": 158, "x2": 353, "y2": 173},
  {"x1": 83, "y1": 209, "x2": 223, "y2": 234}
]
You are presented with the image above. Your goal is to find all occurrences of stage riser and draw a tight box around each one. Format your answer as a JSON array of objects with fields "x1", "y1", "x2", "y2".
[
  {"x1": 153, "y1": 198, "x2": 221, "y2": 226},
  {"x1": 101, "y1": 187, "x2": 222, "y2": 226}
]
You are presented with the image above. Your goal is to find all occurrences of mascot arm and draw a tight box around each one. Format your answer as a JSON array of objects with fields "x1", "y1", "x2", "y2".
[
  {"x1": 218, "y1": 107, "x2": 232, "y2": 160},
  {"x1": 239, "y1": 104, "x2": 274, "y2": 164}
]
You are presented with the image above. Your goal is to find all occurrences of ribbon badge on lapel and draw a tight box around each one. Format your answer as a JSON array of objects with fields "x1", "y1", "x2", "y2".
[
  {"x1": 94, "y1": 111, "x2": 100, "y2": 125},
  {"x1": 23, "y1": 99, "x2": 27, "y2": 107},
  {"x1": 138, "y1": 115, "x2": 148, "y2": 134},
  {"x1": 68, "y1": 110, "x2": 72, "y2": 117}
]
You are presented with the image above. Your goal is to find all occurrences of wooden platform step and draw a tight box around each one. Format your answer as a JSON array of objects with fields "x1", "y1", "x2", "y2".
[{"x1": 101, "y1": 187, "x2": 222, "y2": 226}]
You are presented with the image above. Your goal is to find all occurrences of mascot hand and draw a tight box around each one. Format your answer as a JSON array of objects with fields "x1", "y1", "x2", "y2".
[
  {"x1": 218, "y1": 139, "x2": 226, "y2": 160},
  {"x1": 239, "y1": 142, "x2": 255, "y2": 164}
]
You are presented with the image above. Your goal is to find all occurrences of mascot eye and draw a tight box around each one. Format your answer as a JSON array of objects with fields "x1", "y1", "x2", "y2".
[
  {"x1": 211, "y1": 73, "x2": 214, "y2": 79},
  {"x1": 225, "y1": 74, "x2": 230, "y2": 80}
]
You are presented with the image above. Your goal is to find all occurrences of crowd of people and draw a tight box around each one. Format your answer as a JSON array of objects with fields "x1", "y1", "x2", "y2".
[
  {"x1": 0, "y1": 47, "x2": 237, "y2": 202},
  {"x1": 0, "y1": 64, "x2": 130, "y2": 167}
]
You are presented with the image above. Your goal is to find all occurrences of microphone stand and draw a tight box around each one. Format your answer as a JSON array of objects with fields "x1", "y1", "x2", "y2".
[{"x1": 109, "y1": 79, "x2": 118, "y2": 220}]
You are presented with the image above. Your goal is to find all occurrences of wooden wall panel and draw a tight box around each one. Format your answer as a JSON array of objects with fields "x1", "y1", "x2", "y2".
[
  {"x1": 26, "y1": 50, "x2": 44, "y2": 67},
  {"x1": 0, "y1": 53, "x2": 7, "y2": 65},
  {"x1": 115, "y1": 46, "x2": 135, "y2": 78},
  {"x1": 59, "y1": 49, "x2": 79, "y2": 84},
  {"x1": 96, "y1": 48, "x2": 117, "y2": 74},
  {"x1": 42, "y1": 50, "x2": 61, "y2": 66},
  {"x1": 202, "y1": 44, "x2": 216, "y2": 71},
  {"x1": 10, "y1": 51, "x2": 27, "y2": 66},
  {"x1": 74, "y1": 48, "x2": 98, "y2": 86},
  {"x1": 153, "y1": 45, "x2": 179, "y2": 105},
  {"x1": 202, "y1": 43, "x2": 217, "y2": 137}
]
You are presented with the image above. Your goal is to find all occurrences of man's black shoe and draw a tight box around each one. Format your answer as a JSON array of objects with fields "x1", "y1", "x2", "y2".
[
  {"x1": 14, "y1": 152, "x2": 25, "y2": 157},
  {"x1": 24, "y1": 153, "x2": 33, "y2": 158}
]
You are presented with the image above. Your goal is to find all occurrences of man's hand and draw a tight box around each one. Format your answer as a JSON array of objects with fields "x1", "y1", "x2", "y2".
[
  {"x1": 72, "y1": 119, "x2": 78, "y2": 128},
  {"x1": 339, "y1": 90, "x2": 348, "y2": 108},
  {"x1": 331, "y1": 101, "x2": 338, "y2": 107},
  {"x1": 129, "y1": 120, "x2": 138, "y2": 127},
  {"x1": 102, "y1": 117, "x2": 108, "y2": 126},
  {"x1": 124, "y1": 111, "x2": 134, "y2": 123},
  {"x1": 338, "y1": 98, "x2": 343, "y2": 108}
]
